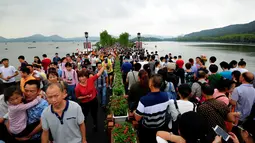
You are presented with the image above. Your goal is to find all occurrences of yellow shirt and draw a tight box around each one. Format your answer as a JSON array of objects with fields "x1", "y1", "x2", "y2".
[
  {"x1": 102, "y1": 59, "x2": 113, "y2": 73},
  {"x1": 20, "y1": 75, "x2": 36, "y2": 93}
]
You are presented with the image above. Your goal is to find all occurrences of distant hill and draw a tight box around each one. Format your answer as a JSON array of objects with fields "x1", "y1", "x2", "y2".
[
  {"x1": 0, "y1": 34, "x2": 100, "y2": 42},
  {"x1": 184, "y1": 20, "x2": 255, "y2": 37},
  {"x1": 0, "y1": 36, "x2": 7, "y2": 41}
]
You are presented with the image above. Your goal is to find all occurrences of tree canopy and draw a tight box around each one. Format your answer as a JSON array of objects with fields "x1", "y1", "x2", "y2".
[
  {"x1": 118, "y1": 32, "x2": 129, "y2": 47},
  {"x1": 99, "y1": 30, "x2": 131, "y2": 48}
]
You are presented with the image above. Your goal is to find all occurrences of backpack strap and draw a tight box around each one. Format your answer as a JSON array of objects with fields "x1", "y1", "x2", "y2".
[
  {"x1": 192, "y1": 102, "x2": 196, "y2": 111},
  {"x1": 132, "y1": 71, "x2": 136, "y2": 82},
  {"x1": 174, "y1": 99, "x2": 181, "y2": 115},
  {"x1": 63, "y1": 70, "x2": 66, "y2": 79},
  {"x1": 215, "y1": 95, "x2": 226, "y2": 100},
  {"x1": 73, "y1": 70, "x2": 75, "y2": 80}
]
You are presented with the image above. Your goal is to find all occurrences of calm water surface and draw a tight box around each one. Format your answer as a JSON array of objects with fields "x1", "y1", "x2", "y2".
[{"x1": 0, "y1": 41, "x2": 255, "y2": 73}]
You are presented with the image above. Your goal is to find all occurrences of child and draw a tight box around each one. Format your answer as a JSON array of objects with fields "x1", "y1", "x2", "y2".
[
  {"x1": 62, "y1": 62, "x2": 78, "y2": 101},
  {"x1": 4, "y1": 86, "x2": 41, "y2": 137}
]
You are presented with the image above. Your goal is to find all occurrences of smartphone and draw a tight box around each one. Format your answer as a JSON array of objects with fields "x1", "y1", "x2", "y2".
[
  {"x1": 105, "y1": 58, "x2": 108, "y2": 63},
  {"x1": 213, "y1": 125, "x2": 230, "y2": 141}
]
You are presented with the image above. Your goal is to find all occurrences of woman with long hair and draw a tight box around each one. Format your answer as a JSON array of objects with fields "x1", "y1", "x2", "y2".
[
  {"x1": 33, "y1": 56, "x2": 42, "y2": 66},
  {"x1": 128, "y1": 70, "x2": 150, "y2": 112},
  {"x1": 143, "y1": 64, "x2": 151, "y2": 78},
  {"x1": 232, "y1": 70, "x2": 241, "y2": 87}
]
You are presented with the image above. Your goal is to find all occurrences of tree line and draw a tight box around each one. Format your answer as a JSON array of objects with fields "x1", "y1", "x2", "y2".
[
  {"x1": 175, "y1": 34, "x2": 255, "y2": 43},
  {"x1": 94, "y1": 30, "x2": 132, "y2": 49}
]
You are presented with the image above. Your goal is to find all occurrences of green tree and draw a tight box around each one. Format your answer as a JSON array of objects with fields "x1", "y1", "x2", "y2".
[
  {"x1": 100, "y1": 30, "x2": 110, "y2": 47},
  {"x1": 118, "y1": 32, "x2": 129, "y2": 47},
  {"x1": 100, "y1": 30, "x2": 117, "y2": 47}
]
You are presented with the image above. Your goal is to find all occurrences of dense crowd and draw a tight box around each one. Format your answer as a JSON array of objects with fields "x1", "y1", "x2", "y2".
[{"x1": 0, "y1": 47, "x2": 254, "y2": 143}]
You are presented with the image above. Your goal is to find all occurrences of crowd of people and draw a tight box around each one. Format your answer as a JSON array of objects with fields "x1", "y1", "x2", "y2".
[{"x1": 0, "y1": 47, "x2": 254, "y2": 143}]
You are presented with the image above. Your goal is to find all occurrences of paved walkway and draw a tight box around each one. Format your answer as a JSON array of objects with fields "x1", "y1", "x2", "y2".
[{"x1": 85, "y1": 90, "x2": 110, "y2": 143}]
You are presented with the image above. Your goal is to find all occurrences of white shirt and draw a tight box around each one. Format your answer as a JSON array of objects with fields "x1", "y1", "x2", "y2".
[
  {"x1": 168, "y1": 100, "x2": 196, "y2": 129},
  {"x1": 91, "y1": 57, "x2": 97, "y2": 66},
  {"x1": 172, "y1": 59, "x2": 177, "y2": 63},
  {"x1": 155, "y1": 67, "x2": 160, "y2": 74},
  {"x1": 0, "y1": 66, "x2": 17, "y2": 83},
  {"x1": 0, "y1": 94, "x2": 8, "y2": 118},
  {"x1": 127, "y1": 71, "x2": 139, "y2": 90},
  {"x1": 138, "y1": 61, "x2": 149, "y2": 70},
  {"x1": 230, "y1": 68, "x2": 248, "y2": 73},
  {"x1": 33, "y1": 70, "x2": 43, "y2": 89},
  {"x1": 160, "y1": 61, "x2": 166, "y2": 67}
]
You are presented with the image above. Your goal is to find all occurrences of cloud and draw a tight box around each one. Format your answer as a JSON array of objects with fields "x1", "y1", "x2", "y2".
[{"x1": 1, "y1": 0, "x2": 255, "y2": 38}]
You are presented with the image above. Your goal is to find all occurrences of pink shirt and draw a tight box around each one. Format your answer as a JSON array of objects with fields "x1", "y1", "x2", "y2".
[
  {"x1": 213, "y1": 89, "x2": 229, "y2": 105},
  {"x1": 8, "y1": 97, "x2": 40, "y2": 134},
  {"x1": 62, "y1": 69, "x2": 78, "y2": 85}
]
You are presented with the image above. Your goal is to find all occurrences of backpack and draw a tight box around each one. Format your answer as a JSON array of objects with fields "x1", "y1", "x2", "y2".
[
  {"x1": 166, "y1": 82, "x2": 177, "y2": 100},
  {"x1": 171, "y1": 100, "x2": 196, "y2": 135},
  {"x1": 191, "y1": 81, "x2": 207, "y2": 104}
]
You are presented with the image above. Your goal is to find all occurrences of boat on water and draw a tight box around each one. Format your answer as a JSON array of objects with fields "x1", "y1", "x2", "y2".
[
  {"x1": 5, "y1": 48, "x2": 8, "y2": 50},
  {"x1": 56, "y1": 47, "x2": 59, "y2": 49},
  {"x1": 28, "y1": 47, "x2": 36, "y2": 49},
  {"x1": 32, "y1": 41, "x2": 36, "y2": 43}
]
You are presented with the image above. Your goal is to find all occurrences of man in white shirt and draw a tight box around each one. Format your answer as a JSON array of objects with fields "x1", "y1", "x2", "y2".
[
  {"x1": 0, "y1": 58, "x2": 18, "y2": 88},
  {"x1": 90, "y1": 54, "x2": 97, "y2": 72},
  {"x1": 138, "y1": 55, "x2": 148, "y2": 70}
]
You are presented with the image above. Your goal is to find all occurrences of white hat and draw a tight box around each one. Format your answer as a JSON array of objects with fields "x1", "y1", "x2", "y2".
[{"x1": 166, "y1": 62, "x2": 176, "y2": 70}]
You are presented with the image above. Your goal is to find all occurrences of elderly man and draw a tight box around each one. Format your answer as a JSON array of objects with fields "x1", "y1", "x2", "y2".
[{"x1": 230, "y1": 72, "x2": 255, "y2": 123}]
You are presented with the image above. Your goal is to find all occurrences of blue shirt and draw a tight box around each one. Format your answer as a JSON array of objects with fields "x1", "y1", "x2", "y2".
[
  {"x1": 27, "y1": 99, "x2": 48, "y2": 140},
  {"x1": 121, "y1": 62, "x2": 132, "y2": 73},
  {"x1": 220, "y1": 71, "x2": 232, "y2": 80},
  {"x1": 191, "y1": 65, "x2": 198, "y2": 74},
  {"x1": 53, "y1": 57, "x2": 61, "y2": 63},
  {"x1": 232, "y1": 84, "x2": 255, "y2": 121},
  {"x1": 58, "y1": 69, "x2": 62, "y2": 77}
]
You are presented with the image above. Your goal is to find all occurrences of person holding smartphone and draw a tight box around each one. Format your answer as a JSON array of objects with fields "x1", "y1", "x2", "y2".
[
  {"x1": 212, "y1": 118, "x2": 255, "y2": 143},
  {"x1": 197, "y1": 84, "x2": 240, "y2": 143}
]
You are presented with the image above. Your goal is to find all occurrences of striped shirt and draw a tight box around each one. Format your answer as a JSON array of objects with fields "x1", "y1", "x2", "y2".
[
  {"x1": 136, "y1": 92, "x2": 169, "y2": 128},
  {"x1": 95, "y1": 69, "x2": 108, "y2": 88}
]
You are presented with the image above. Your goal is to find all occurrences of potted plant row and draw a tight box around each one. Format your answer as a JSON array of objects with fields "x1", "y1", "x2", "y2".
[
  {"x1": 111, "y1": 122, "x2": 137, "y2": 143},
  {"x1": 109, "y1": 95, "x2": 128, "y2": 123}
]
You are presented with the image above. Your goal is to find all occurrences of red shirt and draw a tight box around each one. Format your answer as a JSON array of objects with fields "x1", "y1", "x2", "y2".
[
  {"x1": 42, "y1": 58, "x2": 51, "y2": 71},
  {"x1": 75, "y1": 74, "x2": 98, "y2": 103},
  {"x1": 176, "y1": 59, "x2": 184, "y2": 69}
]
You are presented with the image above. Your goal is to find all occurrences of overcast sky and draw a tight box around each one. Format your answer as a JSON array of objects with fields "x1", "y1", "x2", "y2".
[{"x1": 1, "y1": 0, "x2": 255, "y2": 38}]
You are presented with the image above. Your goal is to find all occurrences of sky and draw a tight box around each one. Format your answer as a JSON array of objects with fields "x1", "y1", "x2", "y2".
[{"x1": 1, "y1": 0, "x2": 255, "y2": 38}]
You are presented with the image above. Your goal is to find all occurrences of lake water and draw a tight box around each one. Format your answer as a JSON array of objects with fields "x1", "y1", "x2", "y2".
[{"x1": 1, "y1": 41, "x2": 255, "y2": 73}]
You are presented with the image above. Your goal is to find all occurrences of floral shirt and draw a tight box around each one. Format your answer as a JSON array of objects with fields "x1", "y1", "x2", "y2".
[
  {"x1": 27, "y1": 99, "x2": 48, "y2": 140},
  {"x1": 185, "y1": 72, "x2": 195, "y2": 87}
]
